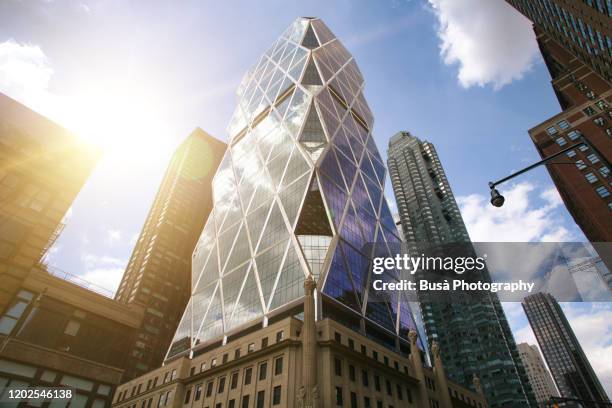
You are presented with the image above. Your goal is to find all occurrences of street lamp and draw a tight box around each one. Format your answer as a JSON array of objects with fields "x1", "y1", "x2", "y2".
[{"x1": 488, "y1": 135, "x2": 611, "y2": 208}]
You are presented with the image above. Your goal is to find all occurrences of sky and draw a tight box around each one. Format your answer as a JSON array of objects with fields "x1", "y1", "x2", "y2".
[{"x1": 1, "y1": 0, "x2": 610, "y2": 394}]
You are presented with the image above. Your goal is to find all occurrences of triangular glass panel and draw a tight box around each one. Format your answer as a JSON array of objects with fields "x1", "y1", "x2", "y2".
[
  {"x1": 302, "y1": 58, "x2": 323, "y2": 86},
  {"x1": 195, "y1": 244, "x2": 219, "y2": 292},
  {"x1": 168, "y1": 299, "x2": 192, "y2": 355},
  {"x1": 257, "y1": 201, "x2": 289, "y2": 253},
  {"x1": 322, "y1": 244, "x2": 360, "y2": 312},
  {"x1": 319, "y1": 174, "x2": 348, "y2": 228},
  {"x1": 302, "y1": 24, "x2": 320, "y2": 49},
  {"x1": 340, "y1": 240, "x2": 369, "y2": 300},
  {"x1": 295, "y1": 178, "x2": 333, "y2": 236},
  {"x1": 195, "y1": 284, "x2": 224, "y2": 343},
  {"x1": 311, "y1": 20, "x2": 336, "y2": 44},
  {"x1": 246, "y1": 200, "x2": 272, "y2": 250},
  {"x1": 222, "y1": 262, "x2": 250, "y2": 322},
  {"x1": 249, "y1": 172, "x2": 275, "y2": 212},
  {"x1": 299, "y1": 103, "x2": 327, "y2": 161},
  {"x1": 335, "y1": 147, "x2": 357, "y2": 190},
  {"x1": 297, "y1": 235, "x2": 332, "y2": 280},
  {"x1": 192, "y1": 219, "x2": 216, "y2": 289},
  {"x1": 269, "y1": 243, "x2": 306, "y2": 310},
  {"x1": 288, "y1": 56, "x2": 307, "y2": 83},
  {"x1": 358, "y1": 208, "x2": 377, "y2": 244},
  {"x1": 284, "y1": 88, "x2": 310, "y2": 136},
  {"x1": 228, "y1": 267, "x2": 263, "y2": 330},
  {"x1": 224, "y1": 223, "x2": 252, "y2": 273},
  {"x1": 360, "y1": 152, "x2": 378, "y2": 185},
  {"x1": 352, "y1": 172, "x2": 375, "y2": 217},
  {"x1": 275, "y1": 86, "x2": 294, "y2": 116},
  {"x1": 219, "y1": 193, "x2": 242, "y2": 233},
  {"x1": 319, "y1": 148, "x2": 345, "y2": 190},
  {"x1": 267, "y1": 143, "x2": 292, "y2": 189},
  {"x1": 315, "y1": 88, "x2": 339, "y2": 120},
  {"x1": 340, "y1": 201, "x2": 366, "y2": 252},
  {"x1": 255, "y1": 240, "x2": 289, "y2": 307},
  {"x1": 332, "y1": 127, "x2": 356, "y2": 164},
  {"x1": 278, "y1": 172, "x2": 310, "y2": 228},
  {"x1": 313, "y1": 51, "x2": 334, "y2": 82},
  {"x1": 370, "y1": 152, "x2": 387, "y2": 187},
  {"x1": 365, "y1": 294, "x2": 396, "y2": 333},
  {"x1": 379, "y1": 200, "x2": 397, "y2": 233},
  {"x1": 281, "y1": 147, "x2": 311, "y2": 189},
  {"x1": 217, "y1": 222, "x2": 241, "y2": 271},
  {"x1": 280, "y1": 48, "x2": 296, "y2": 73},
  {"x1": 192, "y1": 282, "x2": 217, "y2": 333},
  {"x1": 363, "y1": 174, "x2": 383, "y2": 216}
]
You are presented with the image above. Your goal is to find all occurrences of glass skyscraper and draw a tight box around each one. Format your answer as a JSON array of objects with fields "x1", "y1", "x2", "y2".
[
  {"x1": 167, "y1": 18, "x2": 422, "y2": 359},
  {"x1": 388, "y1": 131, "x2": 536, "y2": 407},
  {"x1": 523, "y1": 293, "x2": 610, "y2": 404}
]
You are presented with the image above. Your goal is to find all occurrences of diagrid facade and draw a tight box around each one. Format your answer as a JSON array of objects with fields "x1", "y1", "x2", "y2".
[{"x1": 167, "y1": 17, "x2": 423, "y2": 360}]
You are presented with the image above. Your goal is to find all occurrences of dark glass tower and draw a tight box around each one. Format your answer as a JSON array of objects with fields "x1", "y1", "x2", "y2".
[
  {"x1": 115, "y1": 128, "x2": 226, "y2": 379},
  {"x1": 167, "y1": 17, "x2": 423, "y2": 361},
  {"x1": 523, "y1": 293, "x2": 610, "y2": 404},
  {"x1": 387, "y1": 131, "x2": 536, "y2": 407}
]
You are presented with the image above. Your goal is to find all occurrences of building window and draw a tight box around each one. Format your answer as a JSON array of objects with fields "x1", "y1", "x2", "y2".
[
  {"x1": 223, "y1": 354, "x2": 228, "y2": 364},
  {"x1": 566, "y1": 150, "x2": 577, "y2": 158},
  {"x1": 272, "y1": 386, "x2": 281, "y2": 405},
  {"x1": 546, "y1": 126, "x2": 558, "y2": 135},
  {"x1": 234, "y1": 349, "x2": 241, "y2": 359},
  {"x1": 335, "y1": 387, "x2": 343, "y2": 406},
  {"x1": 64, "y1": 320, "x2": 80, "y2": 336},
  {"x1": 244, "y1": 367, "x2": 252, "y2": 385},
  {"x1": 567, "y1": 130, "x2": 581, "y2": 140},
  {"x1": 211, "y1": 358, "x2": 217, "y2": 367},
  {"x1": 274, "y1": 357, "x2": 283, "y2": 375},
  {"x1": 555, "y1": 137, "x2": 567, "y2": 146},
  {"x1": 350, "y1": 392, "x2": 357, "y2": 408},
  {"x1": 397, "y1": 385, "x2": 403, "y2": 400},
  {"x1": 386, "y1": 380, "x2": 392, "y2": 396},
  {"x1": 218, "y1": 377, "x2": 226, "y2": 393},
  {"x1": 184, "y1": 388, "x2": 192, "y2": 404},
  {"x1": 579, "y1": 144, "x2": 589, "y2": 152},
  {"x1": 361, "y1": 345, "x2": 366, "y2": 355},
  {"x1": 585, "y1": 172, "x2": 598, "y2": 183},
  {"x1": 557, "y1": 120, "x2": 570, "y2": 130},
  {"x1": 256, "y1": 391, "x2": 265, "y2": 408},
  {"x1": 596, "y1": 186, "x2": 610, "y2": 198},
  {"x1": 276, "y1": 331, "x2": 284, "y2": 342},
  {"x1": 334, "y1": 332, "x2": 342, "y2": 343},
  {"x1": 374, "y1": 375, "x2": 381, "y2": 392},
  {"x1": 258, "y1": 362, "x2": 267, "y2": 381},
  {"x1": 372, "y1": 351, "x2": 378, "y2": 361},
  {"x1": 231, "y1": 372, "x2": 239, "y2": 389},
  {"x1": 248, "y1": 343, "x2": 255, "y2": 353},
  {"x1": 200, "y1": 363, "x2": 206, "y2": 372},
  {"x1": 362, "y1": 370, "x2": 369, "y2": 387},
  {"x1": 261, "y1": 337, "x2": 268, "y2": 348},
  {"x1": 364, "y1": 397, "x2": 371, "y2": 408},
  {"x1": 594, "y1": 117, "x2": 606, "y2": 126},
  {"x1": 348, "y1": 338, "x2": 354, "y2": 349},
  {"x1": 576, "y1": 160, "x2": 587, "y2": 170},
  {"x1": 171, "y1": 369, "x2": 177, "y2": 381},
  {"x1": 228, "y1": 400, "x2": 235, "y2": 408},
  {"x1": 241, "y1": 395, "x2": 250, "y2": 408},
  {"x1": 206, "y1": 381, "x2": 214, "y2": 397},
  {"x1": 599, "y1": 166, "x2": 609, "y2": 178},
  {"x1": 349, "y1": 365, "x2": 356, "y2": 381},
  {"x1": 595, "y1": 100, "x2": 609, "y2": 110},
  {"x1": 334, "y1": 358, "x2": 342, "y2": 376},
  {"x1": 587, "y1": 153, "x2": 600, "y2": 163},
  {"x1": 584, "y1": 106, "x2": 597, "y2": 116}
]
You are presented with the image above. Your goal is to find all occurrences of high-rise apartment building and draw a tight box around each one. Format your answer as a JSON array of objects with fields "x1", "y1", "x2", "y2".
[
  {"x1": 110, "y1": 18, "x2": 488, "y2": 408},
  {"x1": 504, "y1": 2, "x2": 611, "y2": 242},
  {"x1": 115, "y1": 128, "x2": 226, "y2": 380},
  {"x1": 388, "y1": 131, "x2": 536, "y2": 407},
  {"x1": 522, "y1": 293, "x2": 609, "y2": 404},
  {"x1": 0, "y1": 93, "x2": 99, "y2": 314},
  {"x1": 517, "y1": 343, "x2": 559, "y2": 406},
  {"x1": 505, "y1": 0, "x2": 611, "y2": 81}
]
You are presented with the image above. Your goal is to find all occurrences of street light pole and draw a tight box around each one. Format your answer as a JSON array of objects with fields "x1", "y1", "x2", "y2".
[{"x1": 488, "y1": 135, "x2": 611, "y2": 207}]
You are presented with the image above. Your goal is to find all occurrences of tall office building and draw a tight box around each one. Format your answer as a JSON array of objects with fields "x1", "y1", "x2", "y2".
[
  {"x1": 522, "y1": 293, "x2": 609, "y2": 403},
  {"x1": 505, "y1": 0, "x2": 611, "y2": 81},
  {"x1": 504, "y1": 2, "x2": 611, "y2": 242},
  {"x1": 111, "y1": 18, "x2": 488, "y2": 408},
  {"x1": 115, "y1": 128, "x2": 226, "y2": 379},
  {"x1": 0, "y1": 93, "x2": 99, "y2": 313},
  {"x1": 388, "y1": 131, "x2": 536, "y2": 407},
  {"x1": 517, "y1": 343, "x2": 559, "y2": 406}
]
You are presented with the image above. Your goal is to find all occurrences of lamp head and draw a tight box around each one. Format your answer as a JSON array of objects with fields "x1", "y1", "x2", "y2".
[{"x1": 490, "y1": 188, "x2": 505, "y2": 207}]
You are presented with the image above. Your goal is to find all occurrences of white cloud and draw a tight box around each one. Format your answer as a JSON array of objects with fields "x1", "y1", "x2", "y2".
[
  {"x1": 561, "y1": 303, "x2": 612, "y2": 395},
  {"x1": 104, "y1": 228, "x2": 122, "y2": 245},
  {"x1": 0, "y1": 40, "x2": 54, "y2": 109},
  {"x1": 80, "y1": 253, "x2": 126, "y2": 294},
  {"x1": 457, "y1": 182, "x2": 573, "y2": 242},
  {"x1": 427, "y1": 0, "x2": 539, "y2": 89}
]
